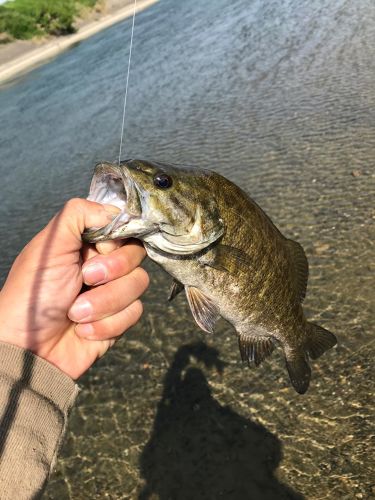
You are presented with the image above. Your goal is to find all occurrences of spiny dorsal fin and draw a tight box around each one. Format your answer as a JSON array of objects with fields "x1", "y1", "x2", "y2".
[
  {"x1": 306, "y1": 323, "x2": 337, "y2": 359},
  {"x1": 286, "y1": 239, "x2": 309, "y2": 303},
  {"x1": 185, "y1": 286, "x2": 221, "y2": 333},
  {"x1": 168, "y1": 279, "x2": 184, "y2": 302},
  {"x1": 285, "y1": 355, "x2": 311, "y2": 394},
  {"x1": 238, "y1": 335, "x2": 274, "y2": 367}
]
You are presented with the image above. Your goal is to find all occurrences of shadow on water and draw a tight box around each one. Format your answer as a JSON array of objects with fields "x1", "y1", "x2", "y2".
[{"x1": 139, "y1": 342, "x2": 303, "y2": 500}]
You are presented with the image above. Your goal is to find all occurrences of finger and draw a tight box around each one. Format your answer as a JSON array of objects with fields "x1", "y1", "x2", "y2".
[
  {"x1": 82, "y1": 239, "x2": 146, "y2": 286},
  {"x1": 28, "y1": 199, "x2": 121, "y2": 263},
  {"x1": 82, "y1": 239, "x2": 124, "y2": 265},
  {"x1": 96, "y1": 240, "x2": 123, "y2": 255},
  {"x1": 96, "y1": 338, "x2": 117, "y2": 360},
  {"x1": 81, "y1": 243, "x2": 99, "y2": 263},
  {"x1": 81, "y1": 204, "x2": 124, "y2": 261},
  {"x1": 68, "y1": 267, "x2": 149, "y2": 323},
  {"x1": 82, "y1": 239, "x2": 125, "y2": 264},
  {"x1": 43, "y1": 199, "x2": 121, "y2": 253},
  {"x1": 75, "y1": 300, "x2": 143, "y2": 340},
  {"x1": 62, "y1": 199, "x2": 120, "y2": 234},
  {"x1": 93, "y1": 202, "x2": 123, "y2": 255}
]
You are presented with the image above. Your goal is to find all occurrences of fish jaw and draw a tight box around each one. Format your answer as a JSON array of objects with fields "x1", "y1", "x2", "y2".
[
  {"x1": 82, "y1": 161, "x2": 156, "y2": 243},
  {"x1": 82, "y1": 216, "x2": 153, "y2": 242}
]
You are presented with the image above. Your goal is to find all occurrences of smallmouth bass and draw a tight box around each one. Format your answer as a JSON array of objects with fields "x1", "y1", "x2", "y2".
[{"x1": 83, "y1": 159, "x2": 337, "y2": 394}]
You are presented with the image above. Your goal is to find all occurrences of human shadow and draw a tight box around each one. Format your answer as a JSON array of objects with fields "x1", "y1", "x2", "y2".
[{"x1": 139, "y1": 342, "x2": 303, "y2": 500}]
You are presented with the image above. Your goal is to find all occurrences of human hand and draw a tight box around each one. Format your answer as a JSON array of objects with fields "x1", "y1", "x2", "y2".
[{"x1": 0, "y1": 199, "x2": 149, "y2": 379}]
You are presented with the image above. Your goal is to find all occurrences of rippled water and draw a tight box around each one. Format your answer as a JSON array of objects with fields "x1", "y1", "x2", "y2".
[{"x1": 0, "y1": 0, "x2": 374, "y2": 498}]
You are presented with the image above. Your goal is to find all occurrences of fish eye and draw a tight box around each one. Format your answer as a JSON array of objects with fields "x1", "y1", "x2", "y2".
[{"x1": 153, "y1": 172, "x2": 173, "y2": 189}]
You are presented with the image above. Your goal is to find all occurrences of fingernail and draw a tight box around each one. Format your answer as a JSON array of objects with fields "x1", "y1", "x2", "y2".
[
  {"x1": 76, "y1": 323, "x2": 94, "y2": 337},
  {"x1": 83, "y1": 262, "x2": 107, "y2": 285},
  {"x1": 69, "y1": 298, "x2": 93, "y2": 322}
]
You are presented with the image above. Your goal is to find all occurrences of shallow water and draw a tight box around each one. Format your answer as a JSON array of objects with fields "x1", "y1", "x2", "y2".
[{"x1": 0, "y1": 0, "x2": 374, "y2": 498}]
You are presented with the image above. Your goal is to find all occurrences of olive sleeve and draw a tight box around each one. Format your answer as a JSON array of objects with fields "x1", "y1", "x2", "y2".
[{"x1": 0, "y1": 341, "x2": 79, "y2": 499}]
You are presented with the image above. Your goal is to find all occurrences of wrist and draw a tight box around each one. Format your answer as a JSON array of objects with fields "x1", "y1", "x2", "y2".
[
  {"x1": 0, "y1": 339, "x2": 79, "y2": 409},
  {"x1": 0, "y1": 322, "x2": 74, "y2": 379}
]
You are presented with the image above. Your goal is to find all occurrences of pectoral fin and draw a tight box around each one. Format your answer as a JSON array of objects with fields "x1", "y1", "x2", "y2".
[
  {"x1": 200, "y1": 244, "x2": 252, "y2": 273},
  {"x1": 238, "y1": 334, "x2": 275, "y2": 367},
  {"x1": 185, "y1": 286, "x2": 220, "y2": 333},
  {"x1": 168, "y1": 279, "x2": 184, "y2": 302}
]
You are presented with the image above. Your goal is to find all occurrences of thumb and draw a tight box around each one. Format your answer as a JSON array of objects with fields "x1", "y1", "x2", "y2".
[{"x1": 40, "y1": 198, "x2": 120, "y2": 253}]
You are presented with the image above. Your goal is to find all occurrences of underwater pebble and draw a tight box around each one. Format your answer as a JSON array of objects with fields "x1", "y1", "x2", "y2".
[{"x1": 313, "y1": 242, "x2": 331, "y2": 254}]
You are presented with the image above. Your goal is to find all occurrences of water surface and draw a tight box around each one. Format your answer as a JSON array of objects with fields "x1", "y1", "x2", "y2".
[{"x1": 0, "y1": 0, "x2": 374, "y2": 498}]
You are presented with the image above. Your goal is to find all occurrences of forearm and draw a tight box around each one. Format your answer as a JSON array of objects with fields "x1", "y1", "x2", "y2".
[{"x1": 0, "y1": 341, "x2": 78, "y2": 499}]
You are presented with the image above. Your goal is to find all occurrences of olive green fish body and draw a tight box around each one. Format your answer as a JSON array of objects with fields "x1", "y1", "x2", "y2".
[
  {"x1": 84, "y1": 159, "x2": 337, "y2": 394},
  {"x1": 146, "y1": 183, "x2": 297, "y2": 335}
]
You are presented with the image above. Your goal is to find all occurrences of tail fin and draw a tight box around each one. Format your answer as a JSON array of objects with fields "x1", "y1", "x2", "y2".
[
  {"x1": 306, "y1": 323, "x2": 337, "y2": 360},
  {"x1": 285, "y1": 323, "x2": 336, "y2": 394},
  {"x1": 285, "y1": 355, "x2": 311, "y2": 394}
]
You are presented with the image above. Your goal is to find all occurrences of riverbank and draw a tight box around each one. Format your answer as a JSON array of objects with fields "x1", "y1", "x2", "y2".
[{"x1": 0, "y1": 0, "x2": 158, "y2": 84}]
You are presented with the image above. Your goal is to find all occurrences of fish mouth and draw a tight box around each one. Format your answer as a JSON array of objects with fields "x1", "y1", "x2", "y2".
[{"x1": 83, "y1": 161, "x2": 144, "y2": 243}]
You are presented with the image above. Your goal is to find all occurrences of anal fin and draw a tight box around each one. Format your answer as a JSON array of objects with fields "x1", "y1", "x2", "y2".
[
  {"x1": 185, "y1": 286, "x2": 220, "y2": 333},
  {"x1": 238, "y1": 334, "x2": 274, "y2": 367},
  {"x1": 306, "y1": 323, "x2": 337, "y2": 359}
]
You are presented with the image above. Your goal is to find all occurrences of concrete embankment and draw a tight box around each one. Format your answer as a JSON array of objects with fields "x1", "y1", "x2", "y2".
[{"x1": 0, "y1": 0, "x2": 158, "y2": 85}]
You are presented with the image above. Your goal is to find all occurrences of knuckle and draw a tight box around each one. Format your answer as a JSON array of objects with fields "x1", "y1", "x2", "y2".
[
  {"x1": 127, "y1": 300, "x2": 143, "y2": 325},
  {"x1": 90, "y1": 325, "x2": 107, "y2": 340},
  {"x1": 134, "y1": 299, "x2": 144, "y2": 317},
  {"x1": 133, "y1": 243, "x2": 147, "y2": 258},
  {"x1": 92, "y1": 321, "x2": 112, "y2": 340},
  {"x1": 135, "y1": 267, "x2": 150, "y2": 290},
  {"x1": 121, "y1": 243, "x2": 145, "y2": 264},
  {"x1": 110, "y1": 252, "x2": 130, "y2": 275},
  {"x1": 64, "y1": 198, "x2": 84, "y2": 213},
  {"x1": 62, "y1": 198, "x2": 85, "y2": 231}
]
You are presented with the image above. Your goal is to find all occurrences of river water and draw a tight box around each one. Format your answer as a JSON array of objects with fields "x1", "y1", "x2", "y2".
[{"x1": 0, "y1": 0, "x2": 374, "y2": 498}]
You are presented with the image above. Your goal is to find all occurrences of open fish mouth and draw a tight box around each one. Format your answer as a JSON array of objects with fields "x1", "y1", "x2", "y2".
[
  {"x1": 88, "y1": 163, "x2": 128, "y2": 210},
  {"x1": 82, "y1": 161, "x2": 143, "y2": 243}
]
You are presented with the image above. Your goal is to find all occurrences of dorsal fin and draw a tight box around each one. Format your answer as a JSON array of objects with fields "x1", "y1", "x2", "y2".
[
  {"x1": 185, "y1": 286, "x2": 220, "y2": 333},
  {"x1": 238, "y1": 334, "x2": 275, "y2": 367},
  {"x1": 285, "y1": 239, "x2": 309, "y2": 303}
]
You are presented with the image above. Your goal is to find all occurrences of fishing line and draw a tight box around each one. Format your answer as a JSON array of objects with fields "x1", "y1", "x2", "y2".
[{"x1": 118, "y1": 0, "x2": 137, "y2": 164}]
